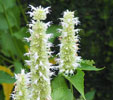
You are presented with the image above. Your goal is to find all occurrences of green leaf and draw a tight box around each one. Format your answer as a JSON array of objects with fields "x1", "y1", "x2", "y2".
[
  {"x1": 6, "y1": 10, "x2": 18, "y2": 28},
  {"x1": 79, "y1": 60, "x2": 104, "y2": 71},
  {"x1": 0, "y1": 32, "x2": 25, "y2": 58},
  {"x1": 0, "y1": 0, "x2": 16, "y2": 12},
  {"x1": 13, "y1": 27, "x2": 29, "y2": 40},
  {"x1": 52, "y1": 75, "x2": 73, "y2": 100},
  {"x1": 0, "y1": 32, "x2": 17, "y2": 57},
  {"x1": 52, "y1": 87, "x2": 73, "y2": 100},
  {"x1": 47, "y1": 25, "x2": 61, "y2": 42},
  {"x1": 0, "y1": 71, "x2": 16, "y2": 83},
  {"x1": 14, "y1": 61, "x2": 23, "y2": 73},
  {"x1": 64, "y1": 70, "x2": 86, "y2": 100},
  {"x1": 85, "y1": 90, "x2": 96, "y2": 100},
  {"x1": 0, "y1": 11, "x2": 18, "y2": 30},
  {"x1": 0, "y1": 14, "x2": 8, "y2": 30}
]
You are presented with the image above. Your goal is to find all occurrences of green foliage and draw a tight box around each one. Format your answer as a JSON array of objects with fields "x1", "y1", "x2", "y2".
[
  {"x1": 64, "y1": 70, "x2": 85, "y2": 100},
  {"x1": 0, "y1": 0, "x2": 112, "y2": 99},
  {"x1": 79, "y1": 60, "x2": 104, "y2": 71},
  {"x1": 13, "y1": 61, "x2": 23, "y2": 73},
  {"x1": 85, "y1": 90, "x2": 96, "y2": 100},
  {"x1": 0, "y1": 0, "x2": 28, "y2": 99},
  {"x1": 0, "y1": 0, "x2": 28, "y2": 67},
  {"x1": 0, "y1": 71, "x2": 15, "y2": 83},
  {"x1": 52, "y1": 75, "x2": 73, "y2": 100},
  {"x1": 34, "y1": 0, "x2": 113, "y2": 99}
]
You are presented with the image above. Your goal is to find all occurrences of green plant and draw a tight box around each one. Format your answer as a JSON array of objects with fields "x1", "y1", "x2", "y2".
[{"x1": 11, "y1": 5, "x2": 103, "y2": 100}]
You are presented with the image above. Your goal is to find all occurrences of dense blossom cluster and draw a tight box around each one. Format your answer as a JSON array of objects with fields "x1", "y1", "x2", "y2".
[
  {"x1": 59, "y1": 10, "x2": 81, "y2": 75},
  {"x1": 12, "y1": 70, "x2": 30, "y2": 100},
  {"x1": 26, "y1": 5, "x2": 52, "y2": 100},
  {"x1": 13, "y1": 5, "x2": 52, "y2": 100},
  {"x1": 12, "y1": 6, "x2": 82, "y2": 100}
]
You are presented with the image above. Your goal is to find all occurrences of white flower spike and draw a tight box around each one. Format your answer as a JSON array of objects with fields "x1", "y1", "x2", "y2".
[
  {"x1": 59, "y1": 10, "x2": 81, "y2": 75},
  {"x1": 12, "y1": 69, "x2": 30, "y2": 100},
  {"x1": 27, "y1": 5, "x2": 52, "y2": 100}
]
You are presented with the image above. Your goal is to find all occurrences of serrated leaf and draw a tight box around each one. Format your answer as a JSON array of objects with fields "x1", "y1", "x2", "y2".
[
  {"x1": 79, "y1": 60, "x2": 104, "y2": 71},
  {"x1": 64, "y1": 70, "x2": 86, "y2": 100},
  {"x1": 52, "y1": 75, "x2": 73, "y2": 100},
  {"x1": 0, "y1": 71, "x2": 15, "y2": 83}
]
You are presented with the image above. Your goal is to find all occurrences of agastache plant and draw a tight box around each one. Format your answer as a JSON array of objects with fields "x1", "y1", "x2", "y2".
[
  {"x1": 11, "y1": 5, "x2": 102, "y2": 100},
  {"x1": 59, "y1": 10, "x2": 81, "y2": 75},
  {"x1": 24, "y1": 5, "x2": 52, "y2": 100},
  {"x1": 12, "y1": 70, "x2": 30, "y2": 100}
]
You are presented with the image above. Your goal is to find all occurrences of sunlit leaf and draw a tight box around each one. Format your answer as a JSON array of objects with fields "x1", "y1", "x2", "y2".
[
  {"x1": 64, "y1": 70, "x2": 86, "y2": 100},
  {"x1": 52, "y1": 75, "x2": 73, "y2": 100}
]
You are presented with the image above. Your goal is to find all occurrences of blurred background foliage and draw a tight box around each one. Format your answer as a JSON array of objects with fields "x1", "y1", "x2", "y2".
[{"x1": 0, "y1": 0, "x2": 113, "y2": 100}]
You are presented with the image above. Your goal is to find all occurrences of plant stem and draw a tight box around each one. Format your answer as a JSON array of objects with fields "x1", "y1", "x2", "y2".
[
  {"x1": 2, "y1": 4, "x2": 13, "y2": 35},
  {"x1": 70, "y1": 83, "x2": 76, "y2": 100},
  {"x1": 0, "y1": 55, "x2": 13, "y2": 64},
  {"x1": 16, "y1": 0, "x2": 28, "y2": 23}
]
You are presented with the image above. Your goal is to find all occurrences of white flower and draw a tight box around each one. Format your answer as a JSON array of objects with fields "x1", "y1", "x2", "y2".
[
  {"x1": 59, "y1": 10, "x2": 81, "y2": 75},
  {"x1": 12, "y1": 69, "x2": 30, "y2": 100},
  {"x1": 27, "y1": 5, "x2": 52, "y2": 100},
  {"x1": 29, "y1": 5, "x2": 50, "y2": 20}
]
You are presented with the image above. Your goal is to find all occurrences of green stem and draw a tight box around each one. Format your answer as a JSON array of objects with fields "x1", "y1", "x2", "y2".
[
  {"x1": 16, "y1": 0, "x2": 28, "y2": 23},
  {"x1": 2, "y1": 4, "x2": 13, "y2": 35},
  {"x1": 0, "y1": 55, "x2": 13, "y2": 64},
  {"x1": 70, "y1": 83, "x2": 75, "y2": 100},
  {"x1": 9, "y1": 65, "x2": 14, "y2": 69}
]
